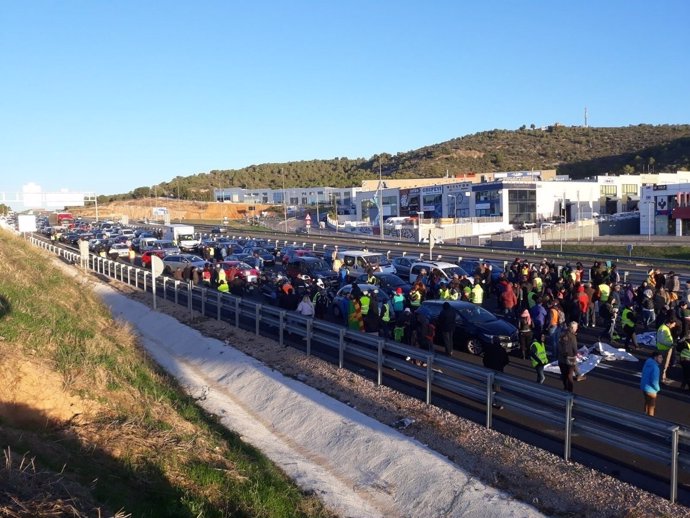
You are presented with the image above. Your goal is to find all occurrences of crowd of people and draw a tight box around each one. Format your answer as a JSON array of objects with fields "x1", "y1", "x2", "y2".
[
  {"x1": 109, "y1": 238, "x2": 690, "y2": 416},
  {"x1": 284, "y1": 257, "x2": 690, "y2": 415}
]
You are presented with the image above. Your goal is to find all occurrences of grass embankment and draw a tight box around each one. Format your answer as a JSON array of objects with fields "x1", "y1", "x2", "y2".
[
  {"x1": 542, "y1": 244, "x2": 690, "y2": 262},
  {"x1": 0, "y1": 230, "x2": 332, "y2": 518}
]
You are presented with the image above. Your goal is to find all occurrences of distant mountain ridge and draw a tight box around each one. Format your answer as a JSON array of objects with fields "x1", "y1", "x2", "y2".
[{"x1": 102, "y1": 124, "x2": 690, "y2": 203}]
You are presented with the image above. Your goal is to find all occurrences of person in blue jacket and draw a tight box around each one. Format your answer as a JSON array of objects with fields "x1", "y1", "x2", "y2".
[{"x1": 640, "y1": 350, "x2": 664, "y2": 416}]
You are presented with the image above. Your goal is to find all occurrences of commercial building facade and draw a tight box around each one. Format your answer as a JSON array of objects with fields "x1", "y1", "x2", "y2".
[{"x1": 640, "y1": 175, "x2": 690, "y2": 236}]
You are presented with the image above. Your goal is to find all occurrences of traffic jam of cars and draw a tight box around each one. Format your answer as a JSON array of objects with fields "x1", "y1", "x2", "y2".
[{"x1": 34, "y1": 215, "x2": 521, "y2": 360}]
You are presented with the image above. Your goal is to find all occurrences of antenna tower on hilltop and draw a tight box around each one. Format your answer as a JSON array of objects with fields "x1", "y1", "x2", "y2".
[{"x1": 584, "y1": 107, "x2": 588, "y2": 128}]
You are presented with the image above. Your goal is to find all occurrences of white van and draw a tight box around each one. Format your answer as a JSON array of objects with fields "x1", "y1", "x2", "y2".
[
  {"x1": 408, "y1": 261, "x2": 473, "y2": 285},
  {"x1": 335, "y1": 250, "x2": 396, "y2": 280}
]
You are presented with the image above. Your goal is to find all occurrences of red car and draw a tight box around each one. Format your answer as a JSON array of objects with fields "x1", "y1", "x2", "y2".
[
  {"x1": 218, "y1": 261, "x2": 259, "y2": 283},
  {"x1": 141, "y1": 249, "x2": 166, "y2": 268},
  {"x1": 281, "y1": 248, "x2": 316, "y2": 266}
]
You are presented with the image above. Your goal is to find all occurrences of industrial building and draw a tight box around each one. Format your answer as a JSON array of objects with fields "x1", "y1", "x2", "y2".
[
  {"x1": 213, "y1": 170, "x2": 690, "y2": 238},
  {"x1": 640, "y1": 174, "x2": 690, "y2": 236}
]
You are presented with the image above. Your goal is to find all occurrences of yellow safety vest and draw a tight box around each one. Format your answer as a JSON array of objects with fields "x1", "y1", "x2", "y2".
[
  {"x1": 621, "y1": 308, "x2": 635, "y2": 329},
  {"x1": 472, "y1": 284, "x2": 483, "y2": 304},
  {"x1": 599, "y1": 284, "x2": 610, "y2": 303},
  {"x1": 409, "y1": 290, "x2": 421, "y2": 307},
  {"x1": 381, "y1": 303, "x2": 391, "y2": 322},
  {"x1": 530, "y1": 340, "x2": 548, "y2": 368},
  {"x1": 360, "y1": 295, "x2": 371, "y2": 315},
  {"x1": 656, "y1": 324, "x2": 673, "y2": 351}
]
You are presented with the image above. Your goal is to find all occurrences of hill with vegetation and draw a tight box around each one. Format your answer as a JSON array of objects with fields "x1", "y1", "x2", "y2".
[
  {"x1": 99, "y1": 124, "x2": 690, "y2": 203},
  {"x1": 0, "y1": 230, "x2": 331, "y2": 517}
]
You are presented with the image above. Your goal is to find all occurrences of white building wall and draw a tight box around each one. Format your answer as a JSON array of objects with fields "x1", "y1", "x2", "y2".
[
  {"x1": 536, "y1": 181, "x2": 600, "y2": 221},
  {"x1": 639, "y1": 182, "x2": 690, "y2": 236}
]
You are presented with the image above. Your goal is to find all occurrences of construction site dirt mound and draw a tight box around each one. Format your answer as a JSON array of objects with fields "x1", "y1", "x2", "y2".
[{"x1": 71, "y1": 199, "x2": 272, "y2": 222}]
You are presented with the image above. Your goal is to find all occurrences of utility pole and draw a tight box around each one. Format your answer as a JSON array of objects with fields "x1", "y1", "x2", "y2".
[
  {"x1": 315, "y1": 191, "x2": 320, "y2": 234},
  {"x1": 282, "y1": 168, "x2": 288, "y2": 233},
  {"x1": 378, "y1": 163, "x2": 385, "y2": 240}
]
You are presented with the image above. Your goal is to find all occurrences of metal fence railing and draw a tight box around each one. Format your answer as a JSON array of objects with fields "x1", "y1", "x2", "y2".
[{"x1": 29, "y1": 235, "x2": 690, "y2": 502}]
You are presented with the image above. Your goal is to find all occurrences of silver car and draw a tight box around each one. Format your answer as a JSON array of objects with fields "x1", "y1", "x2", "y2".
[{"x1": 162, "y1": 254, "x2": 206, "y2": 272}]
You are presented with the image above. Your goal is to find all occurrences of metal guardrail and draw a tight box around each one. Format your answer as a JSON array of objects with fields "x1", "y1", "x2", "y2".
[
  {"x1": 212, "y1": 229, "x2": 690, "y2": 269},
  {"x1": 29, "y1": 236, "x2": 690, "y2": 502}
]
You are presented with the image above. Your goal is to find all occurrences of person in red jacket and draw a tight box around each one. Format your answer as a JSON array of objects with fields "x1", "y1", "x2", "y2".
[
  {"x1": 576, "y1": 285, "x2": 590, "y2": 327},
  {"x1": 501, "y1": 282, "x2": 518, "y2": 319}
]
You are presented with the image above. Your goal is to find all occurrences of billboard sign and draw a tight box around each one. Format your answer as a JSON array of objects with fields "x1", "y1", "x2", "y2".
[{"x1": 17, "y1": 214, "x2": 37, "y2": 232}]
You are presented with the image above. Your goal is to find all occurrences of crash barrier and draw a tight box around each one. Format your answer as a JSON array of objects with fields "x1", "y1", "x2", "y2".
[
  {"x1": 29, "y1": 235, "x2": 690, "y2": 502},
  {"x1": 223, "y1": 230, "x2": 690, "y2": 269},
  {"x1": 139, "y1": 222, "x2": 690, "y2": 269}
]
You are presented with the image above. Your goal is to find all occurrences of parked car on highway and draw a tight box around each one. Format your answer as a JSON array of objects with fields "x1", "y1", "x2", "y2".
[
  {"x1": 218, "y1": 261, "x2": 260, "y2": 284},
  {"x1": 141, "y1": 249, "x2": 167, "y2": 268},
  {"x1": 241, "y1": 246, "x2": 275, "y2": 266},
  {"x1": 391, "y1": 256, "x2": 415, "y2": 279},
  {"x1": 281, "y1": 248, "x2": 316, "y2": 265},
  {"x1": 408, "y1": 261, "x2": 471, "y2": 285},
  {"x1": 149, "y1": 240, "x2": 180, "y2": 255},
  {"x1": 457, "y1": 259, "x2": 504, "y2": 284},
  {"x1": 108, "y1": 242, "x2": 131, "y2": 260},
  {"x1": 415, "y1": 300, "x2": 518, "y2": 355},
  {"x1": 162, "y1": 254, "x2": 207, "y2": 273},
  {"x1": 335, "y1": 250, "x2": 396, "y2": 279},
  {"x1": 236, "y1": 255, "x2": 263, "y2": 272},
  {"x1": 331, "y1": 283, "x2": 389, "y2": 319},
  {"x1": 286, "y1": 257, "x2": 339, "y2": 288},
  {"x1": 137, "y1": 237, "x2": 159, "y2": 252},
  {"x1": 355, "y1": 272, "x2": 411, "y2": 296}
]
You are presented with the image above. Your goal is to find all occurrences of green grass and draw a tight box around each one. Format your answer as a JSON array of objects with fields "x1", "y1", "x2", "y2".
[{"x1": 0, "y1": 230, "x2": 332, "y2": 517}]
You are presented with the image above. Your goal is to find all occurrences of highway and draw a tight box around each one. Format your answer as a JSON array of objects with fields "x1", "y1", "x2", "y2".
[{"x1": 35, "y1": 228, "x2": 690, "y2": 502}]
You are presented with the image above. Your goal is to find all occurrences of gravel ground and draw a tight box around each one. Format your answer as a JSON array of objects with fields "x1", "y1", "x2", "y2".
[{"x1": 103, "y1": 276, "x2": 688, "y2": 518}]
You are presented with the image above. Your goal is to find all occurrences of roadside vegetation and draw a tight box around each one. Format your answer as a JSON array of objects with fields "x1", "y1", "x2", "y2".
[{"x1": 0, "y1": 229, "x2": 333, "y2": 517}]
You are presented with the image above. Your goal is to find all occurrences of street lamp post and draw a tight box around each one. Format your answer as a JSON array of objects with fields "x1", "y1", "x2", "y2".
[
  {"x1": 315, "y1": 191, "x2": 320, "y2": 234},
  {"x1": 560, "y1": 191, "x2": 566, "y2": 252}
]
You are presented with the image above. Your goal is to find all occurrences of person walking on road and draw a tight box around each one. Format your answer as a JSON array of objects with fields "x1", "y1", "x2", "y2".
[
  {"x1": 558, "y1": 321, "x2": 581, "y2": 392},
  {"x1": 656, "y1": 318, "x2": 677, "y2": 384},
  {"x1": 641, "y1": 350, "x2": 663, "y2": 416},
  {"x1": 296, "y1": 294, "x2": 314, "y2": 317},
  {"x1": 436, "y1": 301, "x2": 457, "y2": 356},
  {"x1": 529, "y1": 331, "x2": 549, "y2": 384}
]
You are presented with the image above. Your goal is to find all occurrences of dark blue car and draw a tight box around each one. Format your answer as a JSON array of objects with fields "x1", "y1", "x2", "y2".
[{"x1": 416, "y1": 300, "x2": 518, "y2": 355}]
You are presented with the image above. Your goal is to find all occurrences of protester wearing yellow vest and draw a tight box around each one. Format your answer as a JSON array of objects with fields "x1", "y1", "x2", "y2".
[
  {"x1": 598, "y1": 283, "x2": 610, "y2": 303},
  {"x1": 656, "y1": 319, "x2": 677, "y2": 384},
  {"x1": 621, "y1": 306, "x2": 638, "y2": 351},
  {"x1": 471, "y1": 283, "x2": 483, "y2": 305},
  {"x1": 529, "y1": 334, "x2": 549, "y2": 384},
  {"x1": 360, "y1": 291, "x2": 371, "y2": 316},
  {"x1": 409, "y1": 287, "x2": 422, "y2": 309}
]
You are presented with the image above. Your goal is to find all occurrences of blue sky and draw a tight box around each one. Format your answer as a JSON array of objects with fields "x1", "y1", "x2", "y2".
[{"x1": 1, "y1": 1, "x2": 688, "y2": 203}]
